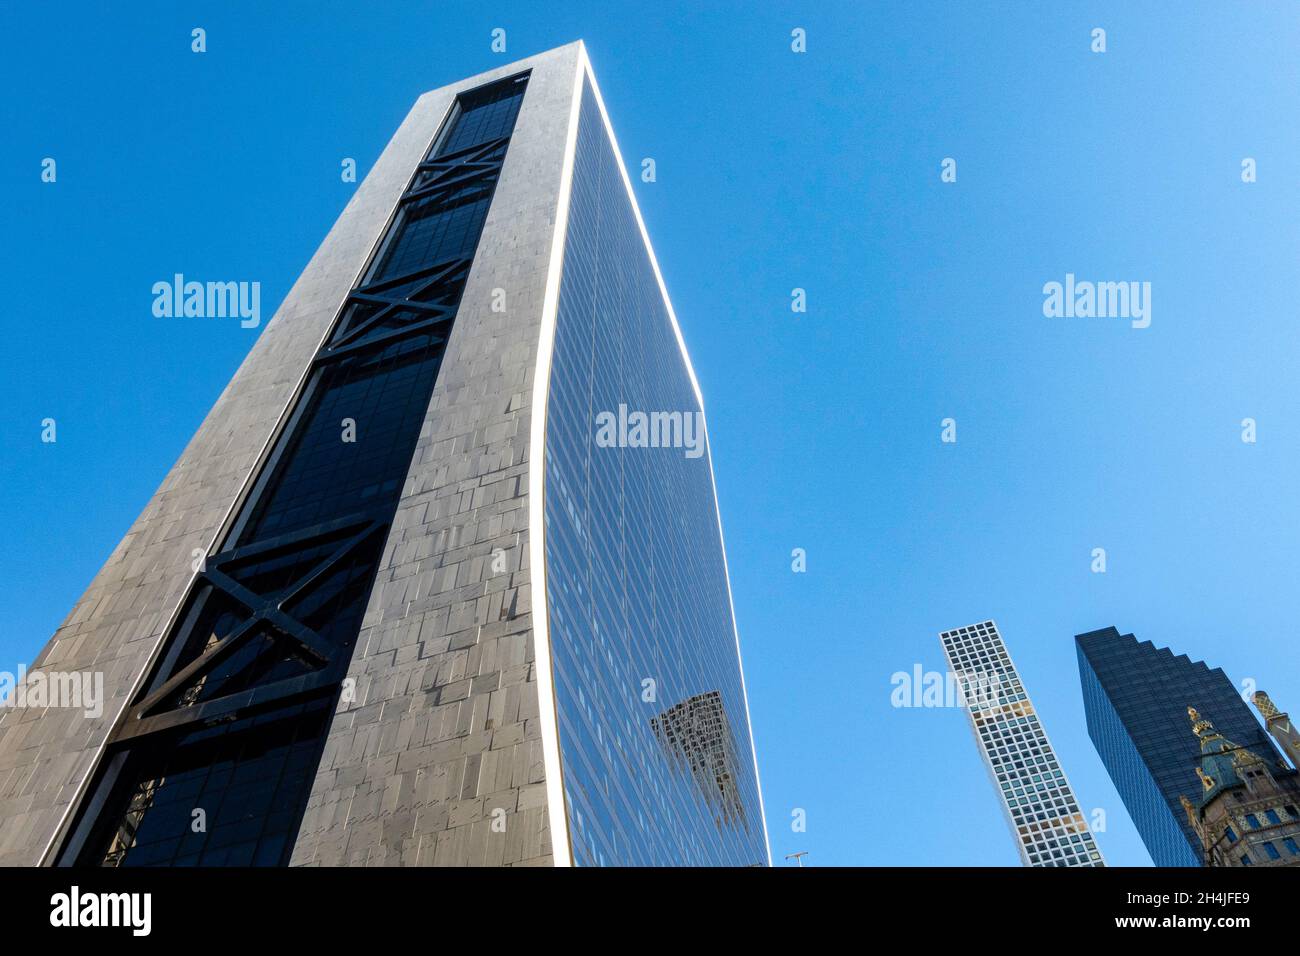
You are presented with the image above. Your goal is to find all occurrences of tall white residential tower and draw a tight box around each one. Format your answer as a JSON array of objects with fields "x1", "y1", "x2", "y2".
[{"x1": 940, "y1": 620, "x2": 1104, "y2": 867}]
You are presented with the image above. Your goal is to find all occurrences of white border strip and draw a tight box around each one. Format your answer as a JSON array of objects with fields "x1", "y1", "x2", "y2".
[{"x1": 527, "y1": 43, "x2": 586, "y2": 869}]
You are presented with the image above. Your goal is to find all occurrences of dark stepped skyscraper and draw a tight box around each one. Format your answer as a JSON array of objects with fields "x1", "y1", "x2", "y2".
[
  {"x1": 0, "y1": 43, "x2": 768, "y2": 868},
  {"x1": 1076, "y1": 626, "x2": 1282, "y2": 867}
]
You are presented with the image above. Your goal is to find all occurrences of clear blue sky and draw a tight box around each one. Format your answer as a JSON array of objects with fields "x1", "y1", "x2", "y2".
[{"x1": 4, "y1": 2, "x2": 1298, "y2": 867}]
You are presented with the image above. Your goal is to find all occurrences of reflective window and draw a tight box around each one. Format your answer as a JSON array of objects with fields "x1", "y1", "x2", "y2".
[
  {"x1": 544, "y1": 83, "x2": 766, "y2": 866},
  {"x1": 1076, "y1": 629, "x2": 1284, "y2": 867}
]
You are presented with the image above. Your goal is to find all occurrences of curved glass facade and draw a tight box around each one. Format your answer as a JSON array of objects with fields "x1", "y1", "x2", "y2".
[{"x1": 542, "y1": 82, "x2": 767, "y2": 866}]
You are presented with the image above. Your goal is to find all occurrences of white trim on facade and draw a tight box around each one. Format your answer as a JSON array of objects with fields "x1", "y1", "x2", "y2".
[{"x1": 526, "y1": 43, "x2": 586, "y2": 869}]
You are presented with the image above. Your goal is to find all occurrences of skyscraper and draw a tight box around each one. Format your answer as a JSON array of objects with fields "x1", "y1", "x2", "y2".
[
  {"x1": 0, "y1": 43, "x2": 769, "y2": 867},
  {"x1": 1076, "y1": 626, "x2": 1282, "y2": 867},
  {"x1": 939, "y1": 620, "x2": 1105, "y2": 867}
]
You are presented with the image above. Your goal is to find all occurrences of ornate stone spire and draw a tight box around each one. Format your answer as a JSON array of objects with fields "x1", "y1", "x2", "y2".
[
  {"x1": 1186, "y1": 706, "x2": 1253, "y2": 806},
  {"x1": 1253, "y1": 691, "x2": 1280, "y2": 719},
  {"x1": 1188, "y1": 706, "x2": 1224, "y2": 748},
  {"x1": 1252, "y1": 690, "x2": 1300, "y2": 771}
]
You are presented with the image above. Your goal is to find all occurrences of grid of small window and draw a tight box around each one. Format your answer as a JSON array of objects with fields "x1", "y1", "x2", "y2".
[
  {"x1": 941, "y1": 621, "x2": 1105, "y2": 867},
  {"x1": 96, "y1": 699, "x2": 331, "y2": 866},
  {"x1": 438, "y1": 77, "x2": 529, "y2": 153},
  {"x1": 370, "y1": 188, "x2": 494, "y2": 285},
  {"x1": 242, "y1": 335, "x2": 449, "y2": 542}
]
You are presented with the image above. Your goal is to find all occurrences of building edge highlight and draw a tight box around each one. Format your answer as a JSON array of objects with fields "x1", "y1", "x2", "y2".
[{"x1": 526, "y1": 42, "x2": 585, "y2": 869}]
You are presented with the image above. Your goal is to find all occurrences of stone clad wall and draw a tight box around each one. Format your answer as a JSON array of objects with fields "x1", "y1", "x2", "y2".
[
  {"x1": 0, "y1": 43, "x2": 581, "y2": 868},
  {"x1": 287, "y1": 45, "x2": 581, "y2": 867}
]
